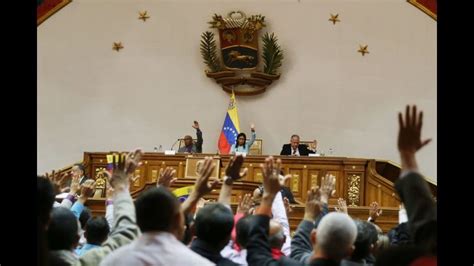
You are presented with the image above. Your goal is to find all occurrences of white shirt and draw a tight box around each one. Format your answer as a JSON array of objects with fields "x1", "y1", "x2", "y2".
[
  {"x1": 292, "y1": 147, "x2": 300, "y2": 156},
  {"x1": 221, "y1": 241, "x2": 248, "y2": 266},
  {"x1": 271, "y1": 191, "x2": 292, "y2": 256},
  {"x1": 100, "y1": 231, "x2": 215, "y2": 266}
]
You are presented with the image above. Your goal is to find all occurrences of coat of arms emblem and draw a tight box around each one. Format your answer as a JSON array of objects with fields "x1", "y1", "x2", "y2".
[{"x1": 200, "y1": 11, "x2": 284, "y2": 95}]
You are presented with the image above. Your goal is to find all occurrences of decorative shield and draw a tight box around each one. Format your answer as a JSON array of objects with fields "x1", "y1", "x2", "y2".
[
  {"x1": 201, "y1": 11, "x2": 283, "y2": 96},
  {"x1": 213, "y1": 12, "x2": 263, "y2": 70}
]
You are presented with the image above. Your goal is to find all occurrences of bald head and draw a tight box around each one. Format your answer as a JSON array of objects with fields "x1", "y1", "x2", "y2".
[
  {"x1": 183, "y1": 135, "x2": 193, "y2": 147},
  {"x1": 313, "y1": 212, "x2": 357, "y2": 261},
  {"x1": 269, "y1": 220, "x2": 285, "y2": 250}
]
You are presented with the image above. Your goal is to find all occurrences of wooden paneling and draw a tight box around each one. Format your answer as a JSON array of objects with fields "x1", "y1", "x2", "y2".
[{"x1": 60, "y1": 152, "x2": 438, "y2": 234}]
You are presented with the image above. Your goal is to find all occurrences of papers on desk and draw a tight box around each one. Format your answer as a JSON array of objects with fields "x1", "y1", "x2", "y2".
[
  {"x1": 164, "y1": 150, "x2": 176, "y2": 155},
  {"x1": 309, "y1": 153, "x2": 320, "y2": 157}
]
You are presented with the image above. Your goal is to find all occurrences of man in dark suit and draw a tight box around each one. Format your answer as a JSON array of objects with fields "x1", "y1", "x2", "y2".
[
  {"x1": 71, "y1": 163, "x2": 91, "y2": 185},
  {"x1": 60, "y1": 163, "x2": 91, "y2": 192},
  {"x1": 280, "y1": 135, "x2": 317, "y2": 156}
]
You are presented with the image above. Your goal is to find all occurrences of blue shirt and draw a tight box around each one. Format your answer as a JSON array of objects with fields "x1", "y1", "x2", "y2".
[
  {"x1": 75, "y1": 243, "x2": 101, "y2": 256},
  {"x1": 230, "y1": 131, "x2": 256, "y2": 154}
]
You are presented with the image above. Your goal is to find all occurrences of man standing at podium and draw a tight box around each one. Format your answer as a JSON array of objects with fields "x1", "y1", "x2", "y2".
[
  {"x1": 280, "y1": 134, "x2": 317, "y2": 156},
  {"x1": 178, "y1": 121, "x2": 203, "y2": 153}
]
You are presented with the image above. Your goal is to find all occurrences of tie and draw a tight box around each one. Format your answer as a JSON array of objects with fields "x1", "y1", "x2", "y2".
[{"x1": 292, "y1": 148, "x2": 296, "y2": 155}]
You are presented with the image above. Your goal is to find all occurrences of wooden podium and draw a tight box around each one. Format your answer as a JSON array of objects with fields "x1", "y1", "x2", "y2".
[{"x1": 60, "y1": 152, "x2": 436, "y2": 233}]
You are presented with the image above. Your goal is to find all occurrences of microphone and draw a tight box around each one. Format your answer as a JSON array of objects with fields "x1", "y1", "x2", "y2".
[{"x1": 170, "y1": 139, "x2": 180, "y2": 151}]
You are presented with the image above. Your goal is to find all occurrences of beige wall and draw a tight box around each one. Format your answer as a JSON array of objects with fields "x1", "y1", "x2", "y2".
[{"x1": 38, "y1": 0, "x2": 436, "y2": 181}]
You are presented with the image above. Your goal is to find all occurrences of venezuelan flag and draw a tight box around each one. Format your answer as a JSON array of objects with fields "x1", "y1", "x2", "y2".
[
  {"x1": 218, "y1": 90, "x2": 241, "y2": 154},
  {"x1": 172, "y1": 185, "x2": 194, "y2": 202}
]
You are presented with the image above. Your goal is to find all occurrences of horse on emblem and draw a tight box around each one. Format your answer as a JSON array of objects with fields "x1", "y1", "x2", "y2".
[{"x1": 227, "y1": 50, "x2": 255, "y2": 65}]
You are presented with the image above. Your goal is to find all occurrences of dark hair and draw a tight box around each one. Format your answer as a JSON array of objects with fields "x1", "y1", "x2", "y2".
[
  {"x1": 48, "y1": 207, "x2": 79, "y2": 250},
  {"x1": 375, "y1": 245, "x2": 426, "y2": 266},
  {"x1": 182, "y1": 213, "x2": 195, "y2": 245},
  {"x1": 84, "y1": 217, "x2": 110, "y2": 245},
  {"x1": 38, "y1": 176, "x2": 55, "y2": 227},
  {"x1": 387, "y1": 222, "x2": 412, "y2": 246},
  {"x1": 135, "y1": 187, "x2": 180, "y2": 232},
  {"x1": 195, "y1": 203, "x2": 234, "y2": 248},
  {"x1": 235, "y1": 133, "x2": 247, "y2": 148},
  {"x1": 38, "y1": 176, "x2": 55, "y2": 266},
  {"x1": 352, "y1": 220, "x2": 379, "y2": 261},
  {"x1": 74, "y1": 163, "x2": 85, "y2": 174},
  {"x1": 290, "y1": 134, "x2": 300, "y2": 139},
  {"x1": 268, "y1": 229, "x2": 286, "y2": 250},
  {"x1": 236, "y1": 215, "x2": 253, "y2": 248},
  {"x1": 79, "y1": 207, "x2": 92, "y2": 229}
]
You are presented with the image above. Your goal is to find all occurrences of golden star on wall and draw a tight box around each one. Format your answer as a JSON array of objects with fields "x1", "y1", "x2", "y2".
[
  {"x1": 358, "y1": 45, "x2": 369, "y2": 56},
  {"x1": 329, "y1": 14, "x2": 340, "y2": 25},
  {"x1": 113, "y1": 42, "x2": 124, "y2": 52},
  {"x1": 139, "y1": 11, "x2": 150, "y2": 22}
]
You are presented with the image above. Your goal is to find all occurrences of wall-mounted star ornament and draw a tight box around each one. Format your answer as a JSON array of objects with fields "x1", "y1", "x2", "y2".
[
  {"x1": 329, "y1": 14, "x2": 340, "y2": 25},
  {"x1": 113, "y1": 42, "x2": 124, "y2": 52},
  {"x1": 139, "y1": 11, "x2": 150, "y2": 22},
  {"x1": 358, "y1": 45, "x2": 369, "y2": 56}
]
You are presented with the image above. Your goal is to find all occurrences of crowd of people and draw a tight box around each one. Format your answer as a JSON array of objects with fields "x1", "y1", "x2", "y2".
[{"x1": 38, "y1": 105, "x2": 437, "y2": 265}]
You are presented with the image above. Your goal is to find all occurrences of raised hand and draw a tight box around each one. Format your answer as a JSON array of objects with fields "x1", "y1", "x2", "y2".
[
  {"x1": 398, "y1": 105, "x2": 432, "y2": 154},
  {"x1": 157, "y1": 167, "x2": 177, "y2": 189},
  {"x1": 192, "y1": 120, "x2": 200, "y2": 129},
  {"x1": 250, "y1": 124, "x2": 255, "y2": 132},
  {"x1": 194, "y1": 157, "x2": 219, "y2": 197},
  {"x1": 106, "y1": 181, "x2": 115, "y2": 200},
  {"x1": 310, "y1": 140, "x2": 318, "y2": 150},
  {"x1": 79, "y1": 179, "x2": 96, "y2": 202},
  {"x1": 283, "y1": 197, "x2": 293, "y2": 215},
  {"x1": 304, "y1": 187, "x2": 323, "y2": 221},
  {"x1": 46, "y1": 170, "x2": 68, "y2": 194},
  {"x1": 108, "y1": 149, "x2": 144, "y2": 191},
  {"x1": 335, "y1": 198, "x2": 348, "y2": 214},
  {"x1": 237, "y1": 193, "x2": 253, "y2": 215},
  {"x1": 319, "y1": 174, "x2": 336, "y2": 204},
  {"x1": 260, "y1": 156, "x2": 282, "y2": 199},
  {"x1": 279, "y1": 174, "x2": 292, "y2": 187},
  {"x1": 369, "y1": 201, "x2": 383, "y2": 221},
  {"x1": 225, "y1": 155, "x2": 248, "y2": 183},
  {"x1": 69, "y1": 175, "x2": 81, "y2": 195}
]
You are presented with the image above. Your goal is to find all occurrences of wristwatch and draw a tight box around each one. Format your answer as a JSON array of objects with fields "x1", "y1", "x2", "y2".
[{"x1": 224, "y1": 175, "x2": 234, "y2": 185}]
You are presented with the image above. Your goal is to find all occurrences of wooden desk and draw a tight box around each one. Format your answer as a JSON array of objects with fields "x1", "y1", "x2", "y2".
[{"x1": 78, "y1": 152, "x2": 436, "y2": 233}]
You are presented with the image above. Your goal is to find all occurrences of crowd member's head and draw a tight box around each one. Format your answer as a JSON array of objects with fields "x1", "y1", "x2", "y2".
[
  {"x1": 182, "y1": 213, "x2": 195, "y2": 245},
  {"x1": 194, "y1": 203, "x2": 234, "y2": 250},
  {"x1": 135, "y1": 186, "x2": 184, "y2": 239},
  {"x1": 290, "y1": 134, "x2": 300, "y2": 150},
  {"x1": 38, "y1": 176, "x2": 56, "y2": 266},
  {"x1": 350, "y1": 220, "x2": 378, "y2": 262},
  {"x1": 79, "y1": 207, "x2": 92, "y2": 230},
  {"x1": 84, "y1": 217, "x2": 110, "y2": 245},
  {"x1": 38, "y1": 176, "x2": 56, "y2": 229},
  {"x1": 268, "y1": 220, "x2": 286, "y2": 251},
  {"x1": 236, "y1": 215, "x2": 253, "y2": 249},
  {"x1": 48, "y1": 207, "x2": 80, "y2": 251},
  {"x1": 311, "y1": 212, "x2": 357, "y2": 261},
  {"x1": 387, "y1": 222, "x2": 412, "y2": 246},
  {"x1": 375, "y1": 245, "x2": 427, "y2": 266}
]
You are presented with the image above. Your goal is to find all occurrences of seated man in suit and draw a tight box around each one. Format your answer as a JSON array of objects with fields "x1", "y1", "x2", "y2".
[
  {"x1": 60, "y1": 163, "x2": 92, "y2": 193},
  {"x1": 280, "y1": 134, "x2": 317, "y2": 156},
  {"x1": 178, "y1": 120, "x2": 203, "y2": 153}
]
